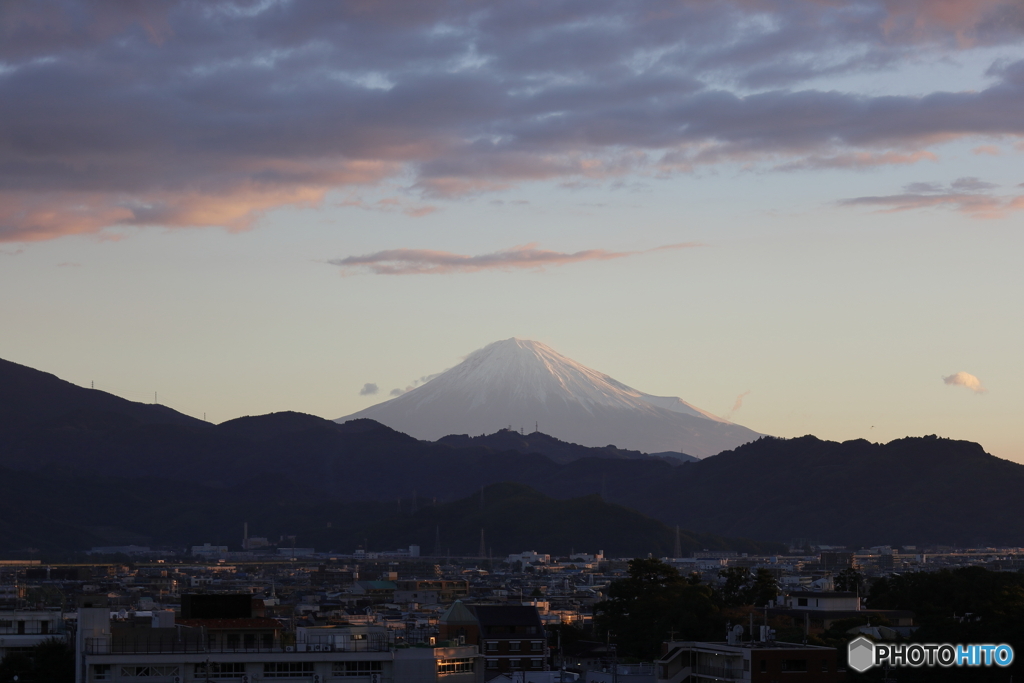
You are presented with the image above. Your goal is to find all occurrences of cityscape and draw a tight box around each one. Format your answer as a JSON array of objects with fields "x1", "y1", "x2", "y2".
[{"x1": 3, "y1": 1, "x2": 1024, "y2": 682}]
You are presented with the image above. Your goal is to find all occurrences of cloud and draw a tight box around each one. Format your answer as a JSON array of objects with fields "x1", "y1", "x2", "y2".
[
  {"x1": 359, "y1": 383, "x2": 379, "y2": 396},
  {"x1": 943, "y1": 371, "x2": 987, "y2": 394},
  {"x1": 412, "y1": 372, "x2": 443, "y2": 387},
  {"x1": 3, "y1": 1, "x2": 1024, "y2": 241},
  {"x1": 723, "y1": 390, "x2": 752, "y2": 420},
  {"x1": 839, "y1": 177, "x2": 1024, "y2": 218},
  {"x1": 328, "y1": 242, "x2": 699, "y2": 275},
  {"x1": 389, "y1": 388, "x2": 405, "y2": 397}
]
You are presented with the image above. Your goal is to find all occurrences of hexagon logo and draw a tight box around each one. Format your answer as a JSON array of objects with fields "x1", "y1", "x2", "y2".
[{"x1": 847, "y1": 636, "x2": 876, "y2": 673}]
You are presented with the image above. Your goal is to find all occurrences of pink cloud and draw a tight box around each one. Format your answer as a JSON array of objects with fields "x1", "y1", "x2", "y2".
[
  {"x1": 0, "y1": 160, "x2": 396, "y2": 242},
  {"x1": 328, "y1": 242, "x2": 701, "y2": 275},
  {"x1": 840, "y1": 177, "x2": 1024, "y2": 218},
  {"x1": 972, "y1": 145, "x2": 1001, "y2": 156},
  {"x1": 943, "y1": 371, "x2": 987, "y2": 394},
  {"x1": 775, "y1": 150, "x2": 938, "y2": 171},
  {"x1": 723, "y1": 390, "x2": 752, "y2": 421}
]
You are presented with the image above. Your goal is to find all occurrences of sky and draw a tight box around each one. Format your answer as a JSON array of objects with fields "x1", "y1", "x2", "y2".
[{"x1": 1, "y1": 0, "x2": 1023, "y2": 461}]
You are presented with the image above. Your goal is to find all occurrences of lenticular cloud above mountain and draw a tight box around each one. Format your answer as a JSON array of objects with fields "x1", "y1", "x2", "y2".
[{"x1": 337, "y1": 338, "x2": 762, "y2": 458}]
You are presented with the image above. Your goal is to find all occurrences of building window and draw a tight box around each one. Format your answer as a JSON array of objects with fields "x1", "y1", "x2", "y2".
[
  {"x1": 332, "y1": 662, "x2": 383, "y2": 677},
  {"x1": 226, "y1": 633, "x2": 241, "y2": 649},
  {"x1": 509, "y1": 641, "x2": 521, "y2": 651},
  {"x1": 509, "y1": 660, "x2": 521, "y2": 669},
  {"x1": 264, "y1": 663, "x2": 316, "y2": 678},
  {"x1": 743, "y1": 660, "x2": 749, "y2": 672},
  {"x1": 195, "y1": 663, "x2": 246, "y2": 679},
  {"x1": 531, "y1": 641, "x2": 543, "y2": 652},
  {"x1": 486, "y1": 660, "x2": 498, "y2": 669},
  {"x1": 485, "y1": 641, "x2": 498, "y2": 652},
  {"x1": 822, "y1": 660, "x2": 829, "y2": 672},
  {"x1": 798, "y1": 598, "x2": 808, "y2": 607},
  {"x1": 530, "y1": 659, "x2": 543, "y2": 669},
  {"x1": 760, "y1": 660, "x2": 767, "y2": 673},
  {"x1": 437, "y1": 658, "x2": 475, "y2": 675},
  {"x1": 93, "y1": 665, "x2": 111, "y2": 681},
  {"x1": 119, "y1": 667, "x2": 181, "y2": 678},
  {"x1": 782, "y1": 660, "x2": 808, "y2": 672}
]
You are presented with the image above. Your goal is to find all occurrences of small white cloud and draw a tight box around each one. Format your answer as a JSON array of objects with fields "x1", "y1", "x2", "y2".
[
  {"x1": 723, "y1": 390, "x2": 751, "y2": 420},
  {"x1": 942, "y1": 372, "x2": 987, "y2": 394}
]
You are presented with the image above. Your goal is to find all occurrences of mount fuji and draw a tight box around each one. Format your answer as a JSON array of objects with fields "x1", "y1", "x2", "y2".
[{"x1": 337, "y1": 338, "x2": 762, "y2": 458}]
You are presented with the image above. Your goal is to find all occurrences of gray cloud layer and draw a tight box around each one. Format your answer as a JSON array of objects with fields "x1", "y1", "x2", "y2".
[{"x1": 2, "y1": 0, "x2": 1023, "y2": 240}]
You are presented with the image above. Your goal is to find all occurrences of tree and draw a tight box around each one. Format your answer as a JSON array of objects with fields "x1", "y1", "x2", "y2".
[
  {"x1": 718, "y1": 567, "x2": 751, "y2": 607},
  {"x1": 0, "y1": 638, "x2": 75, "y2": 683},
  {"x1": 717, "y1": 567, "x2": 778, "y2": 607},
  {"x1": 747, "y1": 568, "x2": 780, "y2": 607},
  {"x1": 833, "y1": 568, "x2": 864, "y2": 593},
  {"x1": 596, "y1": 558, "x2": 722, "y2": 660}
]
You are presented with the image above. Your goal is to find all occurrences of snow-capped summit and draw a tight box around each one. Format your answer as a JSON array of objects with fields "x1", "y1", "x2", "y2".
[{"x1": 337, "y1": 338, "x2": 762, "y2": 458}]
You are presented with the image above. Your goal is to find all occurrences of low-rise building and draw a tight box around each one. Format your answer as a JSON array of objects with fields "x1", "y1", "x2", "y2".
[
  {"x1": 74, "y1": 594, "x2": 482, "y2": 683},
  {"x1": 0, "y1": 609, "x2": 65, "y2": 660},
  {"x1": 655, "y1": 639, "x2": 844, "y2": 683},
  {"x1": 439, "y1": 602, "x2": 546, "y2": 680}
]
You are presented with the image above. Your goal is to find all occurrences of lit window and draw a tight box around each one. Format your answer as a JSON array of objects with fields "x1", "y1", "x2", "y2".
[{"x1": 437, "y1": 658, "x2": 475, "y2": 675}]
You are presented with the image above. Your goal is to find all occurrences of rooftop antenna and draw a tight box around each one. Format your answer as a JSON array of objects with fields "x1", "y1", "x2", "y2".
[
  {"x1": 535, "y1": 421, "x2": 538, "y2": 433},
  {"x1": 154, "y1": 391, "x2": 158, "y2": 404}
]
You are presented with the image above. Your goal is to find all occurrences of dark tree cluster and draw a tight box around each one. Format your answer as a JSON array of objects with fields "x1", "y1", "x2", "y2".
[{"x1": 0, "y1": 638, "x2": 74, "y2": 683}]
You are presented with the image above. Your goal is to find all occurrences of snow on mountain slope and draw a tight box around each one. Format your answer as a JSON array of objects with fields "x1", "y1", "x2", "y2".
[{"x1": 337, "y1": 338, "x2": 762, "y2": 458}]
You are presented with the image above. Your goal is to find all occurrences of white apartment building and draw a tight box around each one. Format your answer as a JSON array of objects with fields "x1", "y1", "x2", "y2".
[{"x1": 74, "y1": 597, "x2": 481, "y2": 683}]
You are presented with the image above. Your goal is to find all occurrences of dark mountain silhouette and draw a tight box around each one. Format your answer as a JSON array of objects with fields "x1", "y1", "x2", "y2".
[
  {"x1": 436, "y1": 428, "x2": 699, "y2": 463},
  {"x1": 0, "y1": 469, "x2": 780, "y2": 557},
  {"x1": 3, "y1": 356, "x2": 1024, "y2": 550},
  {"x1": 359, "y1": 482, "x2": 778, "y2": 557},
  {"x1": 0, "y1": 357, "x2": 206, "y2": 448}
]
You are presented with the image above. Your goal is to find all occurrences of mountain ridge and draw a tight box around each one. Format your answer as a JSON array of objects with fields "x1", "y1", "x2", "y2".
[{"x1": 3, "y1": 354, "x2": 1023, "y2": 549}]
